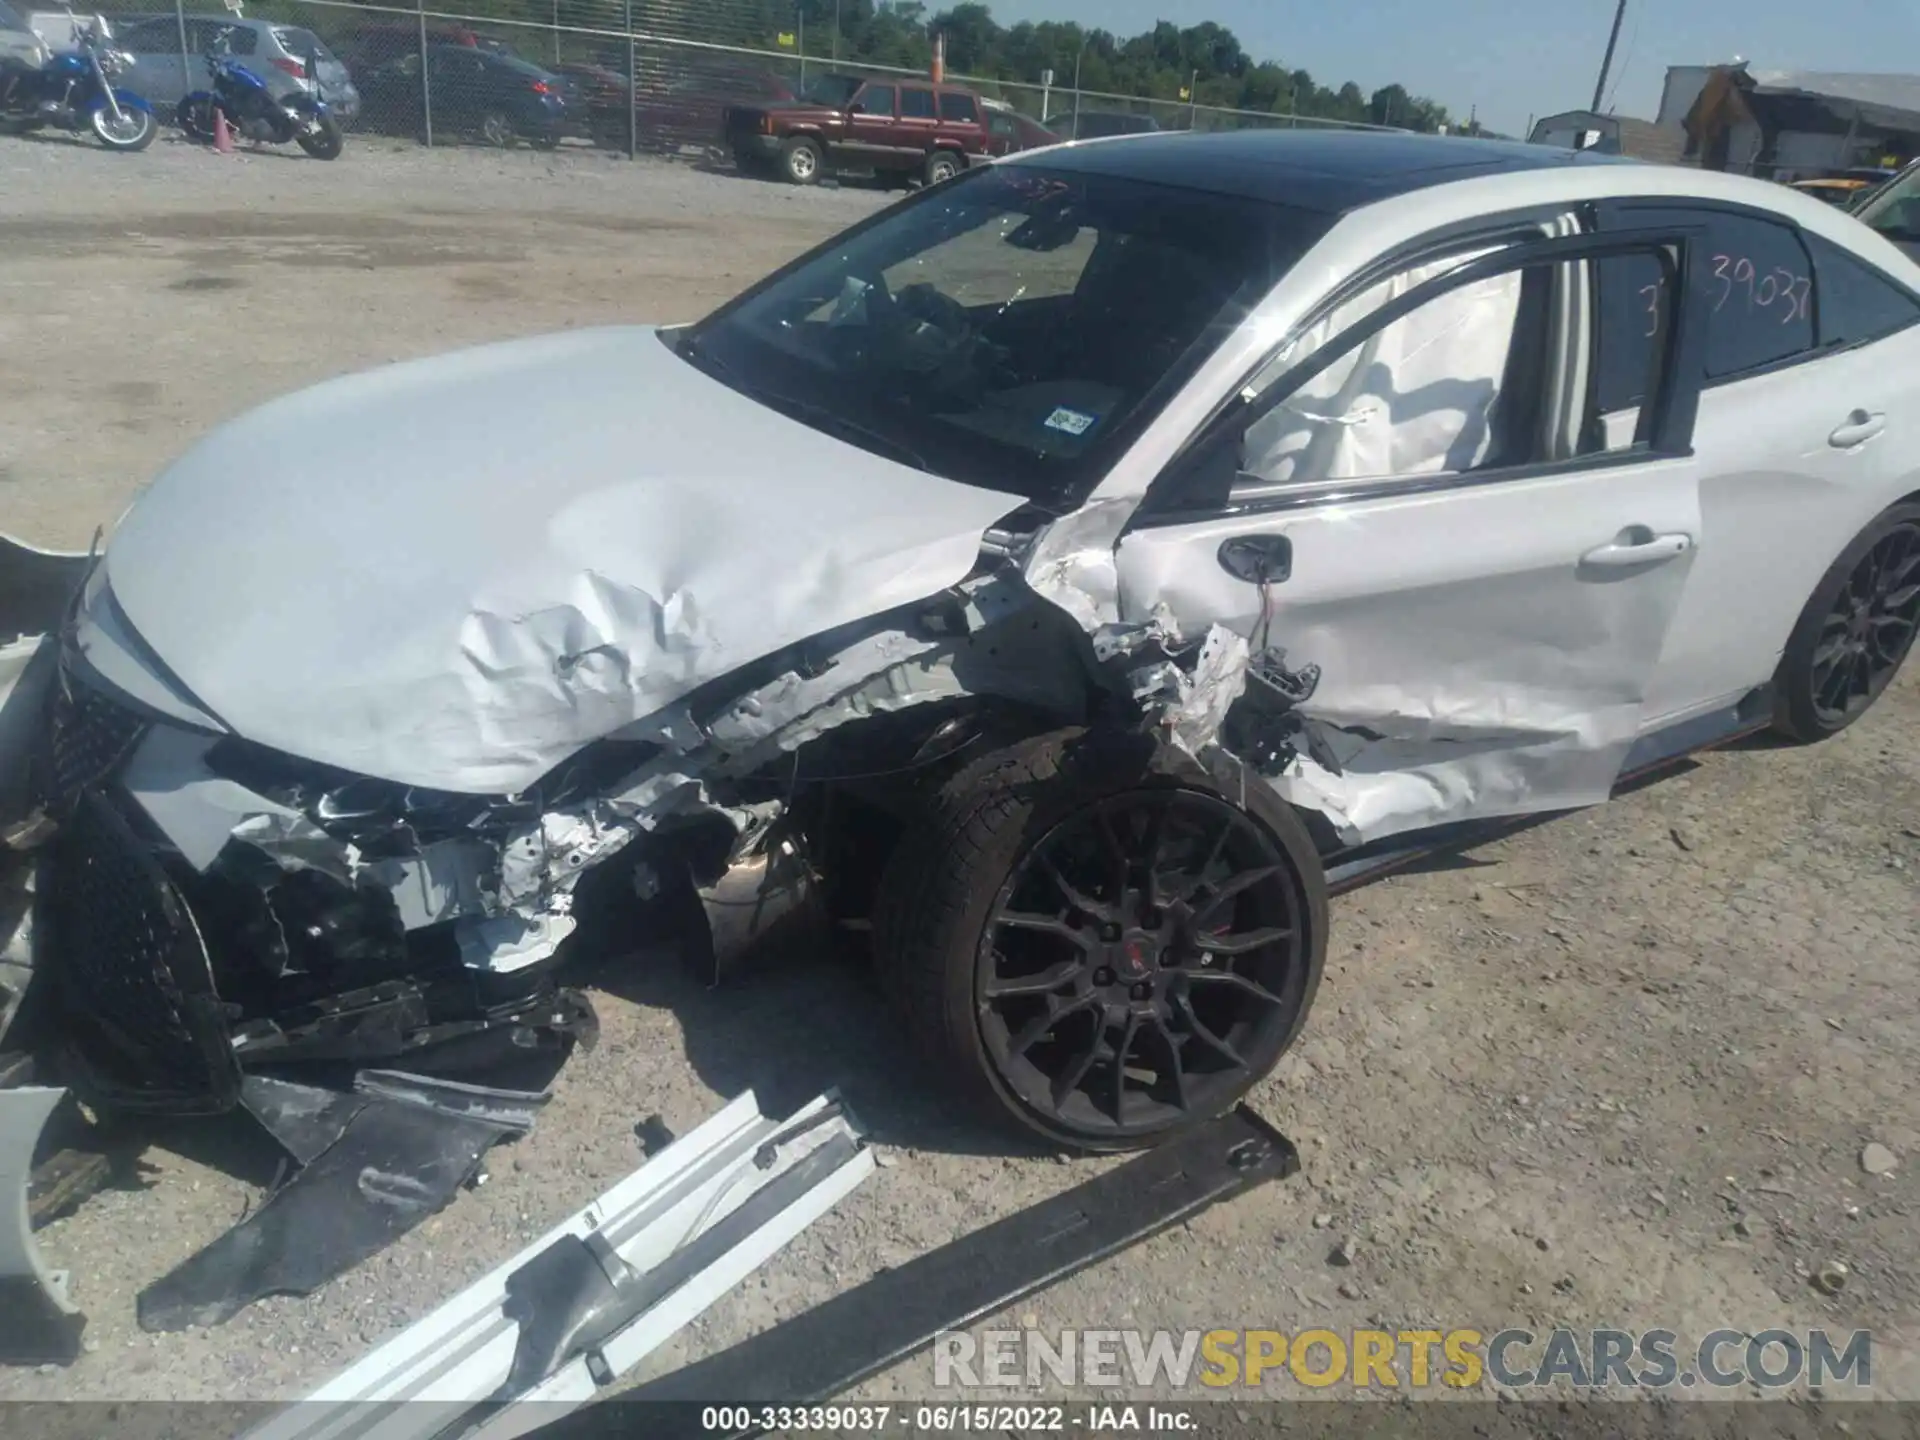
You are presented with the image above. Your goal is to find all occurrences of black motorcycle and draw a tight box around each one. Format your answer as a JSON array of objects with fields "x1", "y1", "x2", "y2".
[
  {"x1": 0, "y1": 12, "x2": 157, "y2": 151},
  {"x1": 178, "y1": 29, "x2": 341, "y2": 159}
]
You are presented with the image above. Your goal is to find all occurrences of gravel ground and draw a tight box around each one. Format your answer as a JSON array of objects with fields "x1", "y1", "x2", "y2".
[{"x1": 2, "y1": 134, "x2": 1917, "y2": 1409}]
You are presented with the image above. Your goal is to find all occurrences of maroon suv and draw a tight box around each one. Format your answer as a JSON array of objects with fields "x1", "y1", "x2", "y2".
[{"x1": 724, "y1": 73, "x2": 990, "y2": 186}]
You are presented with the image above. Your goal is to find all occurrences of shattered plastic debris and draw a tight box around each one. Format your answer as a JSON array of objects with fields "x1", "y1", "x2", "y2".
[{"x1": 136, "y1": 1070, "x2": 550, "y2": 1333}]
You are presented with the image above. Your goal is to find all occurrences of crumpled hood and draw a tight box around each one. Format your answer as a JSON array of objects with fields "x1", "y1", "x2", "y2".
[{"x1": 102, "y1": 325, "x2": 1019, "y2": 793}]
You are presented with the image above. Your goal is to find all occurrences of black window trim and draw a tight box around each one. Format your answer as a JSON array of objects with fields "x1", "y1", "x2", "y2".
[
  {"x1": 1132, "y1": 222, "x2": 1710, "y2": 528},
  {"x1": 1799, "y1": 227, "x2": 1920, "y2": 357}
]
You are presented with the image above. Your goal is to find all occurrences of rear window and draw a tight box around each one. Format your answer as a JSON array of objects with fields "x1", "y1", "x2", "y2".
[
  {"x1": 0, "y1": 0, "x2": 27, "y2": 31},
  {"x1": 939, "y1": 92, "x2": 979, "y2": 123},
  {"x1": 273, "y1": 27, "x2": 334, "y2": 63}
]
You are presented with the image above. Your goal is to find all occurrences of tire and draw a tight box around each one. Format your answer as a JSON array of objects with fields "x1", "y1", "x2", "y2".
[
  {"x1": 778, "y1": 135, "x2": 821, "y2": 185},
  {"x1": 924, "y1": 149, "x2": 960, "y2": 185},
  {"x1": 872, "y1": 727, "x2": 1328, "y2": 1152},
  {"x1": 295, "y1": 113, "x2": 343, "y2": 160},
  {"x1": 176, "y1": 95, "x2": 215, "y2": 141},
  {"x1": 1771, "y1": 501, "x2": 1920, "y2": 743},
  {"x1": 478, "y1": 109, "x2": 517, "y2": 148},
  {"x1": 90, "y1": 103, "x2": 156, "y2": 152}
]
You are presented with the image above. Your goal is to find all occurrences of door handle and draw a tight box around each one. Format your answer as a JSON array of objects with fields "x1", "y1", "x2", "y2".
[
  {"x1": 1829, "y1": 410, "x2": 1886, "y2": 448},
  {"x1": 1217, "y1": 534, "x2": 1293, "y2": 584},
  {"x1": 1580, "y1": 530, "x2": 1693, "y2": 568}
]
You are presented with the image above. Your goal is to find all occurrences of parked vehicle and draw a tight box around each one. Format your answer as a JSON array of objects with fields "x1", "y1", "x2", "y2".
[
  {"x1": 113, "y1": 13, "x2": 358, "y2": 125},
  {"x1": 2, "y1": 0, "x2": 51, "y2": 67},
  {"x1": 724, "y1": 72, "x2": 990, "y2": 185},
  {"x1": 1853, "y1": 157, "x2": 1920, "y2": 260},
  {"x1": 1043, "y1": 108, "x2": 1161, "y2": 140},
  {"x1": 981, "y1": 97, "x2": 1059, "y2": 158},
  {"x1": 355, "y1": 43, "x2": 566, "y2": 148},
  {"x1": 336, "y1": 20, "x2": 502, "y2": 72},
  {"x1": 6, "y1": 131, "x2": 1920, "y2": 1151},
  {"x1": 177, "y1": 30, "x2": 341, "y2": 159},
  {"x1": 589, "y1": 54, "x2": 793, "y2": 156},
  {"x1": 0, "y1": 10, "x2": 153, "y2": 149}
]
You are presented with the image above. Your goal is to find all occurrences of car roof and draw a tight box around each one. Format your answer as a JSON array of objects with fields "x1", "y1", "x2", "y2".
[{"x1": 1002, "y1": 127, "x2": 1634, "y2": 213}]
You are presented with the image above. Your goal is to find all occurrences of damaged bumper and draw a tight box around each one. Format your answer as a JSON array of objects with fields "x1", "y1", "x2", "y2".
[{"x1": 3, "y1": 639, "x2": 602, "y2": 1113}]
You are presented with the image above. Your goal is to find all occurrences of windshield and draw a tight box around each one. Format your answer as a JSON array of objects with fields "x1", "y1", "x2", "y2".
[
  {"x1": 1855, "y1": 162, "x2": 1920, "y2": 242},
  {"x1": 801, "y1": 74, "x2": 862, "y2": 107},
  {"x1": 675, "y1": 164, "x2": 1327, "y2": 503}
]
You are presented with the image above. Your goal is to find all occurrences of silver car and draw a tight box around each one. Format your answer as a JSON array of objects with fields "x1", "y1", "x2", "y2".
[
  {"x1": 112, "y1": 12, "x2": 357, "y2": 122},
  {"x1": 0, "y1": 0, "x2": 49, "y2": 68}
]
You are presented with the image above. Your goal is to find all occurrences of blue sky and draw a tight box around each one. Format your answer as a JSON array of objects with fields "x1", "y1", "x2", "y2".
[{"x1": 986, "y1": 0, "x2": 1920, "y2": 137}]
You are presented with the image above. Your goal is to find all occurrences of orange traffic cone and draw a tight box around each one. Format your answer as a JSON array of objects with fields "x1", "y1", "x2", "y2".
[{"x1": 213, "y1": 106, "x2": 233, "y2": 154}]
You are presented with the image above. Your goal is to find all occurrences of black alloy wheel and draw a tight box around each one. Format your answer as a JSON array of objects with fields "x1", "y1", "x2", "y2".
[
  {"x1": 978, "y1": 789, "x2": 1313, "y2": 1142},
  {"x1": 1775, "y1": 503, "x2": 1920, "y2": 741},
  {"x1": 1808, "y1": 519, "x2": 1920, "y2": 727}
]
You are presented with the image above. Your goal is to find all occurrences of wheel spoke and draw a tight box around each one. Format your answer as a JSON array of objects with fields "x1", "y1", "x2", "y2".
[
  {"x1": 984, "y1": 958, "x2": 1086, "y2": 999},
  {"x1": 1193, "y1": 924, "x2": 1294, "y2": 957},
  {"x1": 1137, "y1": 798, "x2": 1171, "y2": 908},
  {"x1": 1870, "y1": 613, "x2": 1916, "y2": 646},
  {"x1": 1093, "y1": 809, "x2": 1130, "y2": 907},
  {"x1": 1007, "y1": 993, "x2": 1099, "y2": 1056},
  {"x1": 1177, "y1": 995, "x2": 1247, "y2": 1070},
  {"x1": 1192, "y1": 864, "x2": 1284, "y2": 924},
  {"x1": 1882, "y1": 582, "x2": 1920, "y2": 612},
  {"x1": 1176, "y1": 814, "x2": 1235, "y2": 903},
  {"x1": 1185, "y1": 968, "x2": 1287, "y2": 1006},
  {"x1": 995, "y1": 909, "x2": 1091, "y2": 947},
  {"x1": 1149, "y1": 1017, "x2": 1189, "y2": 1111},
  {"x1": 1036, "y1": 851, "x2": 1109, "y2": 922},
  {"x1": 1811, "y1": 628, "x2": 1851, "y2": 670},
  {"x1": 1109, "y1": 1012, "x2": 1140, "y2": 1123},
  {"x1": 1817, "y1": 654, "x2": 1855, "y2": 711},
  {"x1": 1050, "y1": 1025, "x2": 1106, "y2": 1108}
]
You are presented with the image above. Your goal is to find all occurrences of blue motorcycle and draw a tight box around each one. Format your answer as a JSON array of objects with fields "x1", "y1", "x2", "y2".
[
  {"x1": 0, "y1": 14, "x2": 157, "y2": 151},
  {"x1": 178, "y1": 34, "x2": 342, "y2": 160}
]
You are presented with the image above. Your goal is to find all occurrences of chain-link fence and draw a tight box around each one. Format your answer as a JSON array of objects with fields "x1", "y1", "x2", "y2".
[{"x1": 80, "y1": 0, "x2": 1395, "y2": 159}]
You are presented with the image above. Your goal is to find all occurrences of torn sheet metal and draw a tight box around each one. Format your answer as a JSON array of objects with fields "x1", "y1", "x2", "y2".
[
  {"x1": 92, "y1": 326, "x2": 1022, "y2": 794},
  {"x1": 1111, "y1": 469, "x2": 1697, "y2": 847},
  {"x1": 243, "y1": 1089, "x2": 874, "y2": 1440},
  {"x1": 0, "y1": 1086, "x2": 87, "y2": 1365},
  {"x1": 137, "y1": 1069, "x2": 549, "y2": 1333}
]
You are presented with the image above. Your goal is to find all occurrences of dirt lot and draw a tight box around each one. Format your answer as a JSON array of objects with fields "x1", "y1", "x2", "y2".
[{"x1": 2, "y1": 132, "x2": 1917, "y2": 1409}]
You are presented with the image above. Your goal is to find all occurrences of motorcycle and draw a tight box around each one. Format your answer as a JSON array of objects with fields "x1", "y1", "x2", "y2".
[
  {"x1": 178, "y1": 34, "x2": 342, "y2": 160},
  {"x1": 0, "y1": 13, "x2": 157, "y2": 152}
]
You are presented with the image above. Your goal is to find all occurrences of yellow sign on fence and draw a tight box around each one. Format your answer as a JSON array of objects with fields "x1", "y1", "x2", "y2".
[{"x1": 776, "y1": 31, "x2": 795, "y2": 48}]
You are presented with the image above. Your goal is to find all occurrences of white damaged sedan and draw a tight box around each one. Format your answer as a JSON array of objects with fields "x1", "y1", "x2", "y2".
[{"x1": 4, "y1": 131, "x2": 1918, "y2": 1148}]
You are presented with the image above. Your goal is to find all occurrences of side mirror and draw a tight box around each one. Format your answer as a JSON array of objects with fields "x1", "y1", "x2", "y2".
[{"x1": 847, "y1": 101, "x2": 866, "y2": 115}]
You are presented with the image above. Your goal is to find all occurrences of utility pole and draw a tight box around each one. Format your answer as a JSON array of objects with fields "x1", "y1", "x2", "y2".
[{"x1": 1591, "y1": 0, "x2": 1628, "y2": 113}]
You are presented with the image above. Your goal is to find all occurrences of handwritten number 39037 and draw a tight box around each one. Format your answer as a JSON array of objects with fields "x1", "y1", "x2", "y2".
[
  {"x1": 1636, "y1": 254, "x2": 1811, "y2": 337},
  {"x1": 1709, "y1": 253, "x2": 1811, "y2": 325}
]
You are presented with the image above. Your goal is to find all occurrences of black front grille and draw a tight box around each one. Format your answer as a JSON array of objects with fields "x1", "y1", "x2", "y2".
[
  {"x1": 44, "y1": 790, "x2": 240, "y2": 1114},
  {"x1": 38, "y1": 669, "x2": 149, "y2": 809}
]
